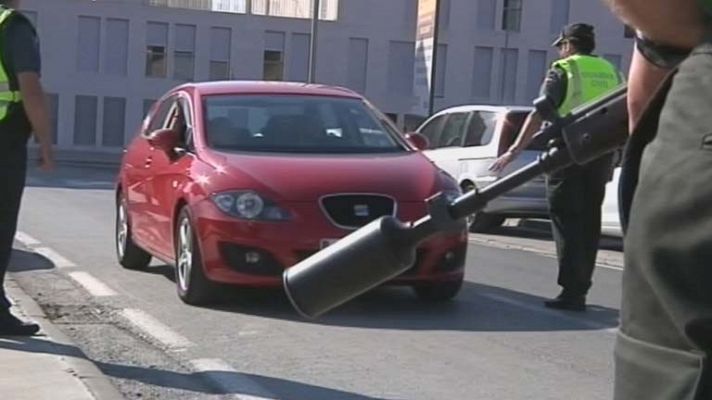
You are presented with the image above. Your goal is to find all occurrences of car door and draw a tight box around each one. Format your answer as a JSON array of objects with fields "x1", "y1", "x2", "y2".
[
  {"x1": 127, "y1": 96, "x2": 175, "y2": 248},
  {"x1": 144, "y1": 96, "x2": 196, "y2": 259},
  {"x1": 458, "y1": 110, "x2": 501, "y2": 187}
]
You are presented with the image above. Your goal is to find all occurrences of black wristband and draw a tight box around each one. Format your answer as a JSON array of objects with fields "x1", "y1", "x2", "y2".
[{"x1": 634, "y1": 32, "x2": 691, "y2": 69}]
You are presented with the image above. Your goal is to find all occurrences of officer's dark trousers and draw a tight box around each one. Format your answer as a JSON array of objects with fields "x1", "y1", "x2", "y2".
[
  {"x1": 0, "y1": 161, "x2": 27, "y2": 312},
  {"x1": 546, "y1": 155, "x2": 612, "y2": 298}
]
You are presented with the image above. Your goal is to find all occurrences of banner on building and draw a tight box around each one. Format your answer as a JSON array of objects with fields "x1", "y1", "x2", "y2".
[{"x1": 412, "y1": 0, "x2": 440, "y2": 117}]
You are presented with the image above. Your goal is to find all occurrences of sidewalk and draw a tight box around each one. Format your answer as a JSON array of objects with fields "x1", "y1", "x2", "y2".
[{"x1": 0, "y1": 278, "x2": 124, "y2": 400}]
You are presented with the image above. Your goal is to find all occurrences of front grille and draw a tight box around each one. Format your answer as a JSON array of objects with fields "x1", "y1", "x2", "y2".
[{"x1": 321, "y1": 194, "x2": 395, "y2": 229}]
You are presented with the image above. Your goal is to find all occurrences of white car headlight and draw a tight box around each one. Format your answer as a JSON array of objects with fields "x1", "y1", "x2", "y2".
[{"x1": 212, "y1": 191, "x2": 291, "y2": 221}]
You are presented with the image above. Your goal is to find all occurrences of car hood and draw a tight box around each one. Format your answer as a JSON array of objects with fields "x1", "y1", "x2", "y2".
[{"x1": 204, "y1": 151, "x2": 445, "y2": 202}]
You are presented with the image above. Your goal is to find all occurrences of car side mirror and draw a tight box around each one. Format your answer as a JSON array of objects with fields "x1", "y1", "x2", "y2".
[
  {"x1": 147, "y1": 128, "x2": 180, "y2": 154},
  {"x1": 404, "y1": 132, "x2": 429, "y2": 151}
]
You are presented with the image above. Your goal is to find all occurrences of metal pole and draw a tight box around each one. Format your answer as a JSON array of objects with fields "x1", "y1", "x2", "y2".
[
  {"x1": 308, "y1": 0, "x2": 320, "y2": 83},
  {"x1": 428, "y1": 0, "x2": 442, "y2": 116}
]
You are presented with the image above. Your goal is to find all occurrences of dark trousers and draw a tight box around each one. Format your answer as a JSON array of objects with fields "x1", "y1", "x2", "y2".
[
  {"x1": 546, "y1": 154, "x2": 612, "y2": 298},
  {"x1": 0, "y1": 161, "x2": 27, "y2": 312}
]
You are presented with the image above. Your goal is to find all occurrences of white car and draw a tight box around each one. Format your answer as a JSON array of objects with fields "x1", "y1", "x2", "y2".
[
  {"x1": 601, "y1": 166, "x2": 623, "y2": 237},
  {"x1": 415, "y1": 105, "x2": 549, "y2": 232}
]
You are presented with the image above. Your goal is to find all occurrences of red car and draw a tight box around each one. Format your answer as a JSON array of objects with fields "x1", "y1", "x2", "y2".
[{"x1": 115, "y1": 81, "x2": 468, "y2": 305}]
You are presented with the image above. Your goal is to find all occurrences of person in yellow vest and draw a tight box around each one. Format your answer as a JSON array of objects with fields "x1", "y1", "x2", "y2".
[
  {"x1": 490, "y1": 23, "x2": 623, "y2": 311},
  {"x1": 0, "y1": 0, "x2": 54, "y2": 336}
]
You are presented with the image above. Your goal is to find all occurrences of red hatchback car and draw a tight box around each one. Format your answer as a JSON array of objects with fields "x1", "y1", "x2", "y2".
[{"x1": 116, "y1": 82, "x2": 468, "y2": 305}]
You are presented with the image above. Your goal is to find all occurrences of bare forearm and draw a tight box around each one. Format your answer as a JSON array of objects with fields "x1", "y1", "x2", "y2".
[
  {"x1": 509, "y1": 112, "x2": 542, "y2": 154},
  {"x1": 18, "y1": 73, "x2": 52, "y2": 147},
  {"x1": 627, "y1": 48, "x2": 672, "y2": 132}
]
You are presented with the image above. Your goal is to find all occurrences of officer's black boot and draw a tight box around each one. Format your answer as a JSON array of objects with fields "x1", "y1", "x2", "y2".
[
  {"x1": 0, "y1": 309, "x2": 40, "y2": 336},
  {"x1": 544, "y1": 292, "x2": 586, "y2": 312}
]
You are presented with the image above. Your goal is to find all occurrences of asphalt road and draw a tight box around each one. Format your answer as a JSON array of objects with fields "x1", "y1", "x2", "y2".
[{"x1": 8, "y1": 165, "x2": 624, "y2": 400}]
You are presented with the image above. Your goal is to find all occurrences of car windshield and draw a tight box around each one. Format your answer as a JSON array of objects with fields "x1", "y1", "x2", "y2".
[{"x1": 203, "y1": 95, "x2": 406, "y2": 154}]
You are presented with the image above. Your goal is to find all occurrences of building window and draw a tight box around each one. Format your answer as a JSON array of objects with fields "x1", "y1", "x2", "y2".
[
  {"x1": 47, "y1": 93, "x2": 59, "y2": 144},
  {"x1": 477, "y1": 0, "x2": 496, "y2": 30},
  {"x1": 102, "y1": 97, "x2": 126, "y2": 147},
  {"x1": 624, "y1": 25, "x2": 635, "y2": 38},
  {"x1": 251, "y1": 0, "x2": 339, "y2": 21},
  {"x1": 77, "y1": 16, "x2": 100, "y2": 72},
  {"x1": 74, "y1": 95, "x2": 98, "y2": 146},
  {"x1": 143, "y1": 99, "x2": 157, "y2": 119},
  {"x1": 439, "y1": 0, "x2": 451, "y2": 29},
  {"x1": 104, "y1": 19, "x2": 129, "y2": 76},
  {"x1": 347, "y1": 38, "x2": 368, "y2": 94},
  {"x1": 174, "y1": 24, "x2": 196, "y2": 81},
  {"x1": 434, "y1": 44, "x2": 447, "y2": 98},
  {"x1": 472, "y1": 46, "x2": 494, "y2": 99},
  {"x1": 209, "y1": 27, "x2": 231, "y2": 80},
  {"x1": 146, "y1": 22, "x2": 168, "y2": 78},
  {"x1": 502, "y1": 0, "x2": 522, "y2": 32},
  {"x1": 549, "y1": 0, "x2": 570, "y2": 34},
  {"x1": 263, "y1": 31, "x2": 285, "y2": 81},
  {"x1": 387, "y1": 41, "x2": 415, "y2": 96},
  {"x1": 604, "y1": 54, "x2": 623, "y2": 71},
  {"x1": 499, "y1": 48, "x2": 519, "y2": 103},
  {"x1": 288, "y1": 33, "x2": 310, "y2": 82},
  {"x1": 526, "y1": 50, "x2": 548, "y2": 101}
]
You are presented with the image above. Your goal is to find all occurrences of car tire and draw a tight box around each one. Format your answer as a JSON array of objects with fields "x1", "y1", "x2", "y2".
[
  {"x1": 461, "y1": 182, "x2": 505, "y2": 233},
  {"x1": 469, "y1": 213, "x2": 506, "y2": 233},
  {"x1": 116, "y1": 193, "x2": 152, "y2": 270},
  {"x1": 413, "y1": 278, "x2": 463, "y2": 302},
  {"x1": 174, "y1": 207, "x2": 220, "y2": 306}
]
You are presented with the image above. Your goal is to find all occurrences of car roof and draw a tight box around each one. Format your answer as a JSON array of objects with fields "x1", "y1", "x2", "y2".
[
  {"x1": 432, "y1": 104, "x2": 534, "y2": 117},
  {"x1": 176, "y1": 81, "x2": 363, "y2": 99}
]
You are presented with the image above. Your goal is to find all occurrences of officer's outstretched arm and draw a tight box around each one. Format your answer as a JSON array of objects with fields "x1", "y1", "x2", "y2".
[{"x1": 18, "y1": 72, "x2": 53, "y2": 170}]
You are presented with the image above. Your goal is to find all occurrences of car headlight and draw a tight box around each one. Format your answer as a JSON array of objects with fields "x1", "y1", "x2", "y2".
[{"x1": 212, "y1": 191, "x2": 292, "y2": 221}]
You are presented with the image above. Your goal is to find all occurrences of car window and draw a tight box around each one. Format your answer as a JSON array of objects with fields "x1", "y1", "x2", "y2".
[
  {"x1": 418, "y1": 115, "x2": 446, "y2": 148},
  {"x1": 469, "y1": 111, "x2": 499, "y2": 146},
  {"x1": 146, "y1": 97, "x2": 175, "y2": 134},
  {"x1": 166, "y1": 100, "x2": 191, "y2": 146},
  {"x1": 203, "y1": 95, "x2": 406, "y2": 154},
  {"x1": 437, "y1": 112, "x2": 469, "y2": 148},
  {"x1": 465, "y1": 111, "x2": 498, "y2": 147}
]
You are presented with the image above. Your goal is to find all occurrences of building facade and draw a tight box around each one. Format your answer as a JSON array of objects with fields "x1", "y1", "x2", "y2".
[{"x1": 20, "y1": 0, "x2": 633, "y2": 153}]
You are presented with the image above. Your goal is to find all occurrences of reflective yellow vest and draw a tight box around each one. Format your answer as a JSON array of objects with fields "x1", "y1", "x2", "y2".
[
  {"x1": 552, "y1": 54, "x2": 623, "y2": 116},
  {"x1": 0, "y1": 7, "x2": 24, "y2": 121}
]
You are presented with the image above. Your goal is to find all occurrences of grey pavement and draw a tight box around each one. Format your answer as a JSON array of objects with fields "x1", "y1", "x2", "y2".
[{"x1": 0, "y1": 278, "x2": 124, "y2": 400}]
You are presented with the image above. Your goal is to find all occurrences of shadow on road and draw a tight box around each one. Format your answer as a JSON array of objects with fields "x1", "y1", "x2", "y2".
[
  {"x1": 486, "y1": 220, "x2": 624, "y2": 252},
  {"x1": 204, "y1": 281, "x2": 619, "y2": 333},
  {"x1": 8, "y1": 249, "x2": 55, "y2": 272},
  {"x1": 0, "y1": 337, "x2": 394, "y2": 400}
]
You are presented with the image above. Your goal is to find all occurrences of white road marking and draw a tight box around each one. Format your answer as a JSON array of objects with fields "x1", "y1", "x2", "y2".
[
  {"x1": 121, "y1": 309, "x2": 193, "y2": 350},
  {"x1": 479, "y1": 291, "x2": 619, "y2": 334},
  {"x1": 33, "y1": 247, "x2": 77, "y2": 269},
  {"x1": 68, "y1": 272, "x2": 118, "y2": 297},
  {"x1": 468, "y1": 236, "x2": 624, "y2": 271},
  {"x1": 190, "y1": 358, "x2": 278, "y2": 400},
  {"x1": 15, "y1": 231, "x2": 41, "y2": 247}
]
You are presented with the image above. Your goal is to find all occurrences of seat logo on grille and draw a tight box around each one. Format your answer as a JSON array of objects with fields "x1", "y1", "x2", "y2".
[{"x1": 354, "y1": 204, "x2": 369, "y2": 217}]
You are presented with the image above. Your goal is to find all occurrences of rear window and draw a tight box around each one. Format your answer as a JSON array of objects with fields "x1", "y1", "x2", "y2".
[{"x1": 499, "y1": 111, "x2": 548, "y2": 152}]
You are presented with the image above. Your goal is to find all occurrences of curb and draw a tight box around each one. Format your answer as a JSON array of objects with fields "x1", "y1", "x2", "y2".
[{"x1": 6, "y1": 279, "x2": 126, "y2": 400}]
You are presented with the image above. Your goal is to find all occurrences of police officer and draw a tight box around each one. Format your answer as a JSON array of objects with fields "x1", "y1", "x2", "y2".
[
  {"x1": 0, "y1": 0, "x2": 54, "y2": 336},
  {"x1": 602, "y1": 0, "x2": 712, "y2": 398},
  {"x1": 490, "y1": 23, "x2": 623, "y2": 311}
]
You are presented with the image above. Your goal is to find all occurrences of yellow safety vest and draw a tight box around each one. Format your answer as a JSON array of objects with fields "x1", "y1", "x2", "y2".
[
  {"x1": 552, "y1": 54, "x2": 623, "y2": 116},
  {"x1": 0, "y1": 7, "x2": 24, "y2": 121}
]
